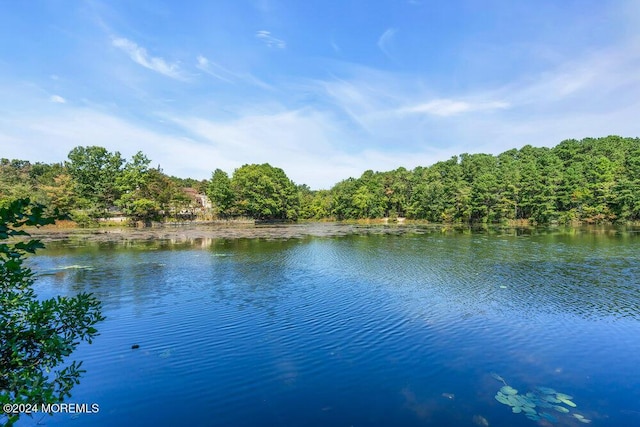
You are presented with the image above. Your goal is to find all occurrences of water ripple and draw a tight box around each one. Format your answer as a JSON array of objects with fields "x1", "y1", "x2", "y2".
[{"x1": 21, "y1": 229, "x2": 640, "y2": 427}]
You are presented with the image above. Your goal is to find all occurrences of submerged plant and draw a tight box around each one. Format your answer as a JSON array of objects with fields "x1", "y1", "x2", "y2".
[{"x1": 491, "y1": 374, "x2": 591, "y2": 424}]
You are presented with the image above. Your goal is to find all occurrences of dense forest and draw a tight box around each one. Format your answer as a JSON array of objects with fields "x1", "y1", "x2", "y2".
[{"x1": 1, "y1": 136, "x2": 639, "y2": 225}]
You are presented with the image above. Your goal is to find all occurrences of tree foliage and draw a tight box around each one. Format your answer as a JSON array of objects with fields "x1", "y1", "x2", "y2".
[
  {"x1": 230, "y1": 164, "x2": 299, "y2": 220},
  {"x1": 66, "y1": 146, "x2": 124, "y2": 214},
  {"x1": 207, "y1": 169, "x2": 234, "y2": 217},
  {"x1": 0, "y1": 199, "x2": 104, "y2": 426},
  {"x1": 310, "y1": 136, "x2": 640, "y2": 224},
  {"x1": 1, "y1": 136, "x2": 639, "y2": 225}
]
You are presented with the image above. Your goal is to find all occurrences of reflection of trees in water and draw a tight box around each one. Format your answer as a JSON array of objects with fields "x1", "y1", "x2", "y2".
[
  {"x1": 37, "y1": 237, "x2": 307, "y2": 314},
  {"x1": 35, "y1": 228, "x2": 640, "y2": 320}
]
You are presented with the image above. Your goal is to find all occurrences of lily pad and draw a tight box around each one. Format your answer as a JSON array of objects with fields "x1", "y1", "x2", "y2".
[
  {"x1": 536, "y1": 400, "x2": 553, "y2": 409},
  {"x1": 556, "y1": 393, "x2": 574, "y2": 400},
  {"x1": 507, "y1": 395, "x2": 526, "y2": 407},
  {"x1": 573, "y1": 414, "x2": 592, "y2": 423},
  {"x1": 521, "y1": 398, "x2": 536, "y2": 408},
  {"x1": 495, "y1": 393, "x2": 510, "y2": 405},
  {"x1": 500, "y1": 386, "x2": 518, "y2": 395},
  {"x1": 558, "y1": 397, "x2": 577, "y2": 408},
  {"x1": 542, "y1": 395, "x2": 561, "y2": 403}
]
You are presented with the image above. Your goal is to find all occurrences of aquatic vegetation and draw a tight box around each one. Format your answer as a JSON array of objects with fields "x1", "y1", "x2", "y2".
[
  {"x1": 491, "y1": 374, "x2": 591, "y2": 424},
  {"x1": 500, "y1": 385, "x2": 518, "y2": 395},
  {"x1": 573, "y1": 413, "x2": 592, "y2": 423},
  {"x1": 58, "y1": 264, "x2": 94, "y2": 270},
  {"x1": 38, "y1": 264, "x2": 96, "y2": 276},
  {"x1": 159, "y1": 348, "x2": 173, "y2": 359},
  {"x1": 490, "y1": 372, "x2": 507, "y2": 385},
  {"x1": 472, "y1": 414, "x2": 489, "y2": 426}
]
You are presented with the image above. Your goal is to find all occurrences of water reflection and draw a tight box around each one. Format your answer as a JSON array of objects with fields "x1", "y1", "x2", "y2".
[{"x1": 31, "y1": 227, "x2": 640, "y2": 321}]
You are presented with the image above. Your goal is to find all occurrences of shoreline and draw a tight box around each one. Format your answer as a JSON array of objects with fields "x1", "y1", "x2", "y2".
[{"x1": 23, "y1": 222, "x2": 640, "y2": 244}]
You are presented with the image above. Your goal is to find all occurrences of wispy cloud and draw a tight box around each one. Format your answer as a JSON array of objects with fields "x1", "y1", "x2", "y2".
[
  {"x1": 377, "y1": 28, "x2": 397, "y2": 58},
  {"x1": 501, "y1": 41, "x2": 640, "y2": 108},
  {"x1": 196, "y1": 55, "x2": 233, "y2": 83},
  {"x1": 112, "y1": 37, "x2": 185, "y2": 80},
  {"x1": 309, "y1": 37, "x2": 640, "y2": 154},
  {"x1": 49, "y1": 95, "x2": 66, "y2": 104},
  {"x1": 400, "y1": 99, "x2": 510, "y2": 117},
  {"x1": 256, "y1": 30, "x2": 286, "y2": 49},
  {"x1": 167, "y1": 108, "x2": 450, "y2": 188},
  {"x1": 195, "y1": 55, "x2": 274, "y2": 90},
  {"x1": 330, "y1": 39, "x2": 341, "y2": 54}
]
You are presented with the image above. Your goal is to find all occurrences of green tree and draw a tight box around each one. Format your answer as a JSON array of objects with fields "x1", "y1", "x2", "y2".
[
  {"x1": 41, "y1": 174, "x2": 76, "y2": 215},
  {"x1": 207, "y1": 169, "x2": 234, "y2": 217},
  {"x1": 381, "y1": 167, "x2": 411, "y2": 218},
  {"x1": 330, "y1": 178, "x2": 359, "y2": 220},
  {"x1": 517, "y1": 146, "x2": 561, "y2": 223},
  {"x1": 0, "y1": 199, "x2": 104, "y2": 426},
  {"x1": 459, "y1": 153, "x2": 501, "y2": 223},
  {"x1": 0, "y1": 160, "x2": 39, "y2": 208},
  {"x1": 409, "y1": 167, "x2": 446, "y2": 221},
  {"x1": 299, "y1": 188, "x2": 332, "y2": 220},
  {"x1": 144, "y1": 169, "x2": 183, "y2": 217},
  {"x1": 117, "y1": 152, "x2": 151, "y2": 195},
  {"x1": 231, "y1": 164, "x2": 299, "y2": 220},
  {"x1": 66, "y1": 146, "x2": 124, "y2": 216},
  {"x1": 115, "y1": 153, "x2": 162, "y2": 225}
]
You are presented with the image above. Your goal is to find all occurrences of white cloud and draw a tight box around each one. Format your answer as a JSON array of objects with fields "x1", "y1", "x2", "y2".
[
  {"x1": 256, "y1": 30, "x2": 286, "y2": 49},
  {"x1": 0, "y1": 100, "x2": 457, "y2": 189},
  {"x1": 196, "y1": 55, "x2": 233, "y2": 83},
  {"x1": 196, "y1": 55, "x2": 207, "y2": 67},
  {"x1": 195, "y1": 54, "x2": 274, "y2": 90},
  {"x1": 112, "y1": 37, "x2": 185, "y2": 80},
  {"x1": 377, "y1": 28, "x2": 397, "y2": 58},
  {"x1": 501, "y1": 41, "x2": 640, "y2": 109},
  {"x1": 49, "y1": 95, "x2": 66, "y2": 104},
  {"x1": 400, "y1": 99, "x2": 510, "y2": 116}
]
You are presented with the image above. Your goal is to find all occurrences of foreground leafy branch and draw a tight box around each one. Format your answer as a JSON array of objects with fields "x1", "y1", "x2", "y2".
[{"x1": 0, "y1": 199, "x2": 104, "y2": 426}]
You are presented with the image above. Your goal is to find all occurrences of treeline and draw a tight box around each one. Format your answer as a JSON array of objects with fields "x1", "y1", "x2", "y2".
[
  {"x1": 0, "y1": 147, "x2": 206, "y2": 225},
  {"x1": 1, "y1": 136, "x2": 639, "y2": 225},
  {"x1": 316, "y1": 135, "x2": 640, "y2": 224}
]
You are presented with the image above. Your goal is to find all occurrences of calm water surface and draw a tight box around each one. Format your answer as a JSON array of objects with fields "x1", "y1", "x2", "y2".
[{"x1": 17, "y1": 225, "x2": 640, "y2": 426}]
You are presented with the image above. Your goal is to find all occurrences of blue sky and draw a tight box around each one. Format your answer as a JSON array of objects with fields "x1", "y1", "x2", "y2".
[{"x1": 1, "y1": 0, "x2": 639, "y2": 189}]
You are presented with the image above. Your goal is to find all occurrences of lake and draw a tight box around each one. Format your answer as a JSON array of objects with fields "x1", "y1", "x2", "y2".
[{"x1": 17, "y1": 224, "x2": 640, "y2": 426}]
